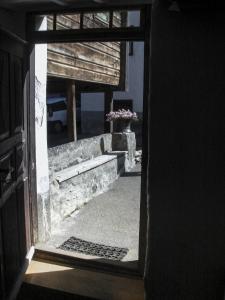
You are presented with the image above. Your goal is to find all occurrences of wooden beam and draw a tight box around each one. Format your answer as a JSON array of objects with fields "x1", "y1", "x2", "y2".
[
  {"x1": 104, "y1": 90, "x2": 113, "y2": 133},
  {"x1": 27, "y1": 5, "x2": 146, "y2": 18},
  {"x1": 67, "y1": 80, "x2": 77, "y2": 142},
  {"x1": 27, "y1": 27, "x2": 145, "y2": 44}
]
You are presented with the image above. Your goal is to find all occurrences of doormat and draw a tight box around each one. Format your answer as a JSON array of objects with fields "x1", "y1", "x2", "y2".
[{"x1": 58, "y1": 237, "x2": 129, "y2": 261}]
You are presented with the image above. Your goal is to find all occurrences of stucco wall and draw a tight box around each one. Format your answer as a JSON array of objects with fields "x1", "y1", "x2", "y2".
[
  {"x1": 113, "y1": 41, "x2": 144, "y2": 113},
  {"x1": 113, "y1": 11, "x2": 144, "y2": 113},
  {"x1": 35, "y1": 17, "x2": 50, "y2": 242}
]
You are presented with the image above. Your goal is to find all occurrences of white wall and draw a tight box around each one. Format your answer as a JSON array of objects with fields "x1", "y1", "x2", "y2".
[
  {"x1": 35, "y1": 17, "x2": 50, "y2": 241},
  {"x1": 35, "y1": 17, "x2": 49, "y2": 197},
  {"x1": 113, "y1": 41, "x2": 144, "y2": 113}
]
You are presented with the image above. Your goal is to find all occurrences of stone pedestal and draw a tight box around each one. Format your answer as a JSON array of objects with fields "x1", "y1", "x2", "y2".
[{"x1": 112, "y1": 132, "x2": 136, "y2": 171}]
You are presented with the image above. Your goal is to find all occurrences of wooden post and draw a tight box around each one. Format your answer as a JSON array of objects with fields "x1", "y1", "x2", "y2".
[
  {"x1": 67, "y1": 80, "x2": 77, "y2": 141},
  {"x1": 104, "y1": 90, "x2": 113, "y2": 133}
]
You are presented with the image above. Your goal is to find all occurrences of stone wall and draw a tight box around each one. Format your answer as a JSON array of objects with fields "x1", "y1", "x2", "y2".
[
  {"x1": 112, "y1": 132, "x2": 136, "y2": 171},
  {"x1": 50, "y1": 153, "x2": 125, "y2": 229},
  {"x1": 46, "y1": 133, "x2": 136, "y2": 235},
  {"x1": 48, "y1": 134, "x2": 114, "y2": 230},
  {"x1": 48, "y1": 133, "x2": 112, "y2": 172}
]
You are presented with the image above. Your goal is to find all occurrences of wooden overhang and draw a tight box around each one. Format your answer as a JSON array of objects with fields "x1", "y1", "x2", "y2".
[
  {"x1": 28, "y1": 8, "x2": 145, "y2": 87},
  {"x1": 47, "y1": 42, "x2": 122, "y2": 86},
  {"x1": 47, "y1": 12, "x2": 125, "y2": 86}
]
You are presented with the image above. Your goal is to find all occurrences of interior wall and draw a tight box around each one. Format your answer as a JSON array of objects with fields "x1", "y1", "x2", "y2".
[
  {"x1": 146, "y1": 1, "x2": 225, "y2": 299},
  {"x1": 0, "y1": 8, "x2": 25, "y2": 38}
]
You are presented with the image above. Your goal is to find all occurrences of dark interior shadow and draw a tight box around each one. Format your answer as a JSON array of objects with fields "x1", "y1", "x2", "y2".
[
  {"x1": 100, "y1": 137, "x2": 105, "y2": 154},
  {"x1": 18, "y1": 281, "x2": 98, "y2": 300},
  {"x1": 120, "y1": 171, "x2": 141, "y2": 177}
]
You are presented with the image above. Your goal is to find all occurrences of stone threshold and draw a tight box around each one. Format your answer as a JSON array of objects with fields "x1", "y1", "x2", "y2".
[
  {"x1": 55, "y1": 153, "x2": 125, "y2": 183},
  {"x1": 22, "y1": 260, "x2": 144, "y2": 300}
]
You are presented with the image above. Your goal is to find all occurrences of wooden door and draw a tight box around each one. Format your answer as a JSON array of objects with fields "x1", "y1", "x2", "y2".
[{"x1": 0, "y1": 30, "x2": 30, "y2": 299}]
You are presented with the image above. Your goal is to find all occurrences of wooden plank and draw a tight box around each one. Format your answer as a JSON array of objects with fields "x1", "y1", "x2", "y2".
[
  {"x1": 28, "y1": 27, "x2": 145, "y2": 44},
  {"x1": 28, "y1": 46, "x2": 38, "y2": 245},
  {"x1": 82, "y1": 42, "x2": 120, "y2": 58},
  {"x1": 67, "y1": 80, "x2": 77, "y2": 142},
  {"x1": 28, "y1": 4, "x2": 145, "y2": 15},
  {"x1": 56, "y1": 14, "x2": 80, "y2": 30},
  {"x1": 47, "y1": 50, "x2": 120, "y2": 76},
  {"x1": 47, "y1": 61, "x2": 120, "y2": 85},
  {"x1": 47, "y1": 41, "x2": 122, "y2": 85},
  {"x1": 48, "y1": 43, "x2": 120, "y2": 69}
]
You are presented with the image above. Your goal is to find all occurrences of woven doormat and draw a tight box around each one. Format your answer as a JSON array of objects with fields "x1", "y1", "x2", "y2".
[{"x1": 58, "y1": 237, "x2": 128, "y2": 261}]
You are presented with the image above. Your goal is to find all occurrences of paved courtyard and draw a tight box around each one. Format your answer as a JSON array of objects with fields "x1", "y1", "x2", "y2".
[{"x1": 38, "y1": 164, "x2": 141, "y2": 264}]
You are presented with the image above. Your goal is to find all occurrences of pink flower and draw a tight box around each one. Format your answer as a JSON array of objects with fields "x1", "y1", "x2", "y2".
[{"x1": 106, "y1": 109, "x2": 138, "y2": 121}]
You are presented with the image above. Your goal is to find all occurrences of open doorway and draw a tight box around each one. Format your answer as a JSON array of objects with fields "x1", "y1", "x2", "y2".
[{"x1": 29, "y1": 6, "x2": 149, "y2": 275}]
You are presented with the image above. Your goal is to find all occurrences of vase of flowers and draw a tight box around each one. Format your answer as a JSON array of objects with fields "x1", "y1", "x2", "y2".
[{"x1": 106, "y1": 109, "x2": 138, "y2": 133}]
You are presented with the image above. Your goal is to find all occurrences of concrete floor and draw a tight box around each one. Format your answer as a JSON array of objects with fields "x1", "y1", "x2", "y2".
[{"x1": 37, "y1": 164, "x2": 141, "y2": 263}]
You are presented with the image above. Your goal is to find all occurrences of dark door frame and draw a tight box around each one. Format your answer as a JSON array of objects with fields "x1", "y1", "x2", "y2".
[
  {"x1": 0, "y1": 27, "x2": 33, "y2": 300},
  {"x1": 27, "y1": 4, "x2": 151, "y2": 278}
]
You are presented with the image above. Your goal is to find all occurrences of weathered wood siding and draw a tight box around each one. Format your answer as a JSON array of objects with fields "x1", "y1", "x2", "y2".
[
  {"x1": 47, "y1": 42, "x2": 121, "y2": 85},
  {"x1": 47, "y1": 15, "x2": 122, "y2": 85}
]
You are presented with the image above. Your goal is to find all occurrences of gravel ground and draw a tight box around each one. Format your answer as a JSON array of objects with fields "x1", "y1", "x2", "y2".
[{"x1": 39, "y1": 164, "x2": 141, "y2": 263}]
